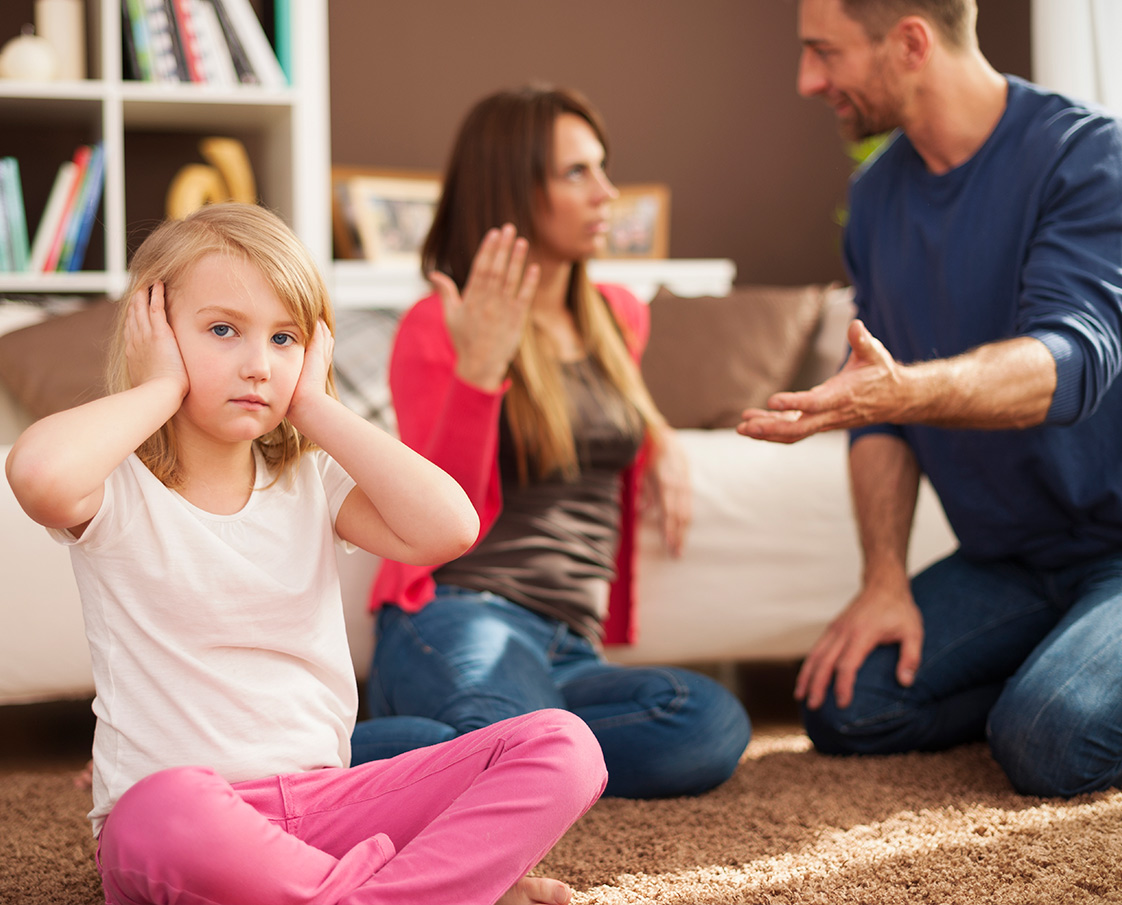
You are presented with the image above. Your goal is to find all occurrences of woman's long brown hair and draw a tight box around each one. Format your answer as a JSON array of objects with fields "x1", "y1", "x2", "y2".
[{"x1": 423, "y1": 85, "x2": 665, "y2": 482}]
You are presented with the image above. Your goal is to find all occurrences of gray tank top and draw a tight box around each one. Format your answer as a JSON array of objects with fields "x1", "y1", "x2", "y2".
[{"x1": 433, "y1": 357, "x2": 643, "y2": 640}]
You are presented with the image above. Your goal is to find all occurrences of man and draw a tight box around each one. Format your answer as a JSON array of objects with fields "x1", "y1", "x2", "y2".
[{"x1": 740, "y1": 0, "x2": 1122, "y2": 796}]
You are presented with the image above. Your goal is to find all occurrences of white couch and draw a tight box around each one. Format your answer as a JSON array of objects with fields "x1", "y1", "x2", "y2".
[{"x1": 0, "y1": 286, "x2": 958, "y2": 705}]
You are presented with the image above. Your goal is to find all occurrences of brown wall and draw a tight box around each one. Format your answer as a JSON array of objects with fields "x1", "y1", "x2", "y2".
[{"x1": 329, "y1": 0, "x2": 1031, "y2": 285}]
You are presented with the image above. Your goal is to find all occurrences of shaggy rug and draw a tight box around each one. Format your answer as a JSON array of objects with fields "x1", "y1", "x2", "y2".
[{"x1": 3, "y1": 702, "x2": 1122, "y2": 905}]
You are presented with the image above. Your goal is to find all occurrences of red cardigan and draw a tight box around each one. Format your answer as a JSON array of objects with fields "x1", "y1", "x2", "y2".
[{"x1": 368, "y1": 283, "x2": 650, "y2": 645}]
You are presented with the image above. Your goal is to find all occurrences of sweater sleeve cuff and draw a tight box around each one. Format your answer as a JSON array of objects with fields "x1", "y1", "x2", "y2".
[
  {"x1": 1029, "y1": 329, "x2": 1082, "y2": 425},
  {"x1": 442, "y1": 374, "x2": 507, "y2": 423}
]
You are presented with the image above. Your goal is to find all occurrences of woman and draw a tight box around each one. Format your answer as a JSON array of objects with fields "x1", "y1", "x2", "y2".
[{"x1": 351, "y1": 86, "x2": 751, "y2": 798}]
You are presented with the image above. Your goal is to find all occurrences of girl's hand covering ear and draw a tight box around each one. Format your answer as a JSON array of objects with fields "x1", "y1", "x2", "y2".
[{"x1": 125, "y1": 282, "x2": 189, "y2": 401}]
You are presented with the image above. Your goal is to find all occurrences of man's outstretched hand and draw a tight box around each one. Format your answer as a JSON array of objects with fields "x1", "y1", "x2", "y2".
[{"x1": 738, "y1": 319, "x2": 908, "y2": 444}]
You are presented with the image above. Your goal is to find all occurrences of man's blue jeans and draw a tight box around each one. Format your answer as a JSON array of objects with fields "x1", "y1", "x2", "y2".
[
  {"x1": 351, "y1": 587, "x2": 751, "y2": 798},
  {"x1": 802, "y1": 550, "x2": 1122, "y2": 797}
]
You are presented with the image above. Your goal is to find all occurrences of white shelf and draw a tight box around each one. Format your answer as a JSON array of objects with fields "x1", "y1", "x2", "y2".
[
  {"x1": 331, "y1": 258, "x2": 738, "y2": 311},
  {"x1": 0, "y1": 0, "x2": 330, "y2": 298}
]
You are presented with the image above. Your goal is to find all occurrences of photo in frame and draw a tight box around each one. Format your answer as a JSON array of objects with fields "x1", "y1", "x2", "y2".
[
  {"x1": 332, "y1": 167, "x2": 442, "y2": 261},
  {"x1": 601, "y1": 183, "x2": 670, "y2": 259}
]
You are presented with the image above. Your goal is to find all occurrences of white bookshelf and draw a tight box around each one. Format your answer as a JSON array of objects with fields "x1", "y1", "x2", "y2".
[
  {"x1": 0, "y1": 0, "x2": 330, "y2": 299},
  {"x1": 331, "y1": 258, "x2": 738, "y2": 310}
]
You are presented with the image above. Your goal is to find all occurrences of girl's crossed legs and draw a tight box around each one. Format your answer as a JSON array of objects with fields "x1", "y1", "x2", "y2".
[{"x1": 97, "y1": 710, "x2": 606, "y2": 905}]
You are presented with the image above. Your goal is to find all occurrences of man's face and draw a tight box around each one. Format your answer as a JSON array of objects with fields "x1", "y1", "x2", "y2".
[{"x1": 797, "y1": 0, "x2": 903, "y2": 141}]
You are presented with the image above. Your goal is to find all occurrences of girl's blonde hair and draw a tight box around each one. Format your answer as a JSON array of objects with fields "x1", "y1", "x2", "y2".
[
  {"x1": 107, "y1": 202, "x2": 336, "y2": 488},
  {"x1": 423, "y1": 85, "x2": 665, "y2": 482}
]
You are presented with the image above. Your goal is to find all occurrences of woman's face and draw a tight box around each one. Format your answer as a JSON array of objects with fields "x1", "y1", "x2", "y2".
[{"x1": 533, "y1": 113, "x2": 619, "y2": 264}]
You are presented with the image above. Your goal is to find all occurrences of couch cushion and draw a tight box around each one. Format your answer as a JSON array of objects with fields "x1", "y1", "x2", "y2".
[
  {"x1": 789, "y1": 283, "x2": 856, "y2": 391},
  {"x1": 640, "y1": 285, "x2": 827, "y2": 430},
  {"x1": 331, "y1": 308, "x2": 402, "y2": 435},
  {"x1": 0, "y1": 299, "x2": 115, "y2": 420}
]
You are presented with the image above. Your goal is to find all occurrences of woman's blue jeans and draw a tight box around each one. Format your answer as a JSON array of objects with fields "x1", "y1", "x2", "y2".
[
  {"x1": 351, "y1": 587, "x2": 751, "y2": 798},
  {"x1": 802, "y1": 550, "x2": 1122, "y2": 797}
]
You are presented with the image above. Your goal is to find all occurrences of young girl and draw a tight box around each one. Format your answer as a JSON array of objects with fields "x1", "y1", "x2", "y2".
[{"x1": 5, "y1": 203, "x2": 606, "y2": 905}]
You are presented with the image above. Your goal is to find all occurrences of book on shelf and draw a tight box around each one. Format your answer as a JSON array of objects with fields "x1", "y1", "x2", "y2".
[
  {"x1": 217, "y1": 0, "x2": 287, "y2": 88},
  {"x1": 145, "y1": 0, "x2": 188, "y2": 82},
  {"x1": 28, "y1": 161, "x2": 80, "y2": 273},
  {"x1": 121, "y1": 1, "x2": 141, "y2": 79},
  {"x1": 59, "y1": 144, "x2": 106, "y2": 273},
  {"x1": 192, "y1": 0, "x2": 237, "y2": 86},
  {"x1": 273, "y1": 0, "x2": 291, "y2": 82},
  {"x1": 0, "y1": 158, "x2": 31, "y2": 272},
  {"x1": 170, "y1": 0, "x2": 206, "y2": 83},
  {"x1": 40, "y1": 145, "x2": 93, "y2": 273},
  {"x1": 121, "y1": 0, "x2": 286, "y2": 89},
  {"x1": 161, "y1": 0, "x2": 195, "y2": 82},
  {"x1": 0, "y1": 183, "x2": 12, "y2": 272},
  {"x1": 123, "y1": 0, "x2": 154, "y2": 81},
  {"x1": 209, "y1": 0, "x2": 259, "y2": 85}
]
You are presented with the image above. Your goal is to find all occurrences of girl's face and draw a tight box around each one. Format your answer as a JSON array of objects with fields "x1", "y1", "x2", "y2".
[
  {"x1": 533, "y1": 113, "x2": 618, "y2": 265},
  {"x1": 167, "y1": 253, "x2": 306, "y2": 447}
]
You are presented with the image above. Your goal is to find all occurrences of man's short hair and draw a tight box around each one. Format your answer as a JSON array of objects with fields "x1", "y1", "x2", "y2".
[{"x1": 841, "y1": 0, "x2": 976, "y2": 50}]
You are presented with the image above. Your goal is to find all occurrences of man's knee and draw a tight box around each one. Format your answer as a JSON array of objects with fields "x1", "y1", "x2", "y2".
[
  {"x1": 801, "y1": 690, "x2": 922, "y2": 756},
  {"x1": 988, "y1": 692, "x2": 1121, "y2": 797},
  {"x1": 802, "y1": 698, "x2": 875, "y2": 755}
]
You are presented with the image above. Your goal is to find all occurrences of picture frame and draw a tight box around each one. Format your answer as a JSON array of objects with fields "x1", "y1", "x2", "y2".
[
  {"x1": 601, "y1": 183, "x2": 670, "y2": 259},
  {"x1": 331, "y1": 166, "x2": 442, "y2": 262}
]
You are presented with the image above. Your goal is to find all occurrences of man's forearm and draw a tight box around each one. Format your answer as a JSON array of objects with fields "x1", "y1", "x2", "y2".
[
  {"x1": 850, "y1": 433, "x2": 920, "y2": 589},
  {"x1": 898, "y1": 335, "x2": 1056, "y2": 430}
]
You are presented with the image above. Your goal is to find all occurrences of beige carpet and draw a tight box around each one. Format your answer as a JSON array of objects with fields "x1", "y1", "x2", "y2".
[{"x1": 4, "y1": 719, "x2": 1122, "y2": 904}]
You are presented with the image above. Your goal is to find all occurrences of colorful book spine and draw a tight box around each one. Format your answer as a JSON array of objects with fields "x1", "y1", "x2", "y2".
[
  {"x1": 145, "y1": 0, "x2": 185, "y2": 82},
  {"x1": 121, "y1": 0, "x2": 142, "y2": 79},
  {"x1": 61, "y1": 143, "x2": 106, "y2": 272},
  {"x1": 0, "y1": 158, "x2": 30, "y2": 272},
  {"x1": 273, "y1": 0, "x2": 290, "y2": 82},
  {"x1": 124, "y1": 0, "x2": 154, "y2": 80},
  {"x1": 42, "y1": 145, "x2": 92, "y2": 272},
  {"x1": 170, "y1": 0, "x2": 205, "y2": 82},
  {"x1": 209, "y1": 0, "x2": 259, "y2": 85},
  {"x1": 28, "y1": 161, "x2": 79, "y2": 273},
  {"x1": 160, "y1": 0, "x2": 192, "y2": 81},
  {"x1": 0, "y1": 180, "x2": 12, "y2": 272},
  {"x1": 221, "y1": 0, "x2": 287, "y2": 88},
  {"x1": 192, "y1": 0, "x2": 237, "y2": 87}
]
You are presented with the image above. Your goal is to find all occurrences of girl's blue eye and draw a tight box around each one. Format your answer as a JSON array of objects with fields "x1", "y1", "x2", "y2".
[
  {"x1": 211, "y1": 324, "x2": 232, "y2": 337},
  {"x1": 272, "y1": 333, "x2": 296, "y2": 347}
]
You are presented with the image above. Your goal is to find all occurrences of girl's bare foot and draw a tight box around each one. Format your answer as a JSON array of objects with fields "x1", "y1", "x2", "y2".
[
  {"x1": 497, "y1": 876, "x2": 573, "y2": 905},
  {"x1": 73, "y1": 758, "x2": 93, "y2": 790}
]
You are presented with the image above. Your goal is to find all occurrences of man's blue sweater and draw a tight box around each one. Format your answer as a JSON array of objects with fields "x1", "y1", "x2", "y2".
[{"x1": 846, "y1": 76, "x2": 1122, "y2": 568}]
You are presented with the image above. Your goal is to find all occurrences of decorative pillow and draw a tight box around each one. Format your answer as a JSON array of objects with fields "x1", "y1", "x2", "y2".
[
  {"x1": 640, "y1": 285, "x2": 828, "y2": 430},
  {"x1": 789, "y1": 283, "x2": 856, "y2": 391},
  {"x1": 327, "y1": 307, "x2": 402, "y2": 436},
  {"x1": 0, "y1": 299, "x2": 115, "y2": 420}
]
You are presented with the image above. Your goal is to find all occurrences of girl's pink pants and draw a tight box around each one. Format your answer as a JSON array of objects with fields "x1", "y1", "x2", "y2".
[{"x1": 96, "y1": 709, "x2": 606, "y2": 905}]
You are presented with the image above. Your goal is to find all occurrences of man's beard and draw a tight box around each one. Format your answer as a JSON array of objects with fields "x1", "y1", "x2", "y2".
[{"x1": 837, "y1": 93, "x2": 898, "y2": 141}]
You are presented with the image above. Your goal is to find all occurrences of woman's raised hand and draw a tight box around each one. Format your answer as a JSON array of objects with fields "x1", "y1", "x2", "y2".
[
  {"x1": 430, "y1": 223, "x2": 540, "y2": 390},
  {"x1": 125, "y1": 281, "x2": 189, "y2": 401}
]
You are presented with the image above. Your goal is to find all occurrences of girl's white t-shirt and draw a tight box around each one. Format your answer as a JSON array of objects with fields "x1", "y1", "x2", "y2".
[{"x1": 51, "y1": 447, "x2": 358, "y2": 836}]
